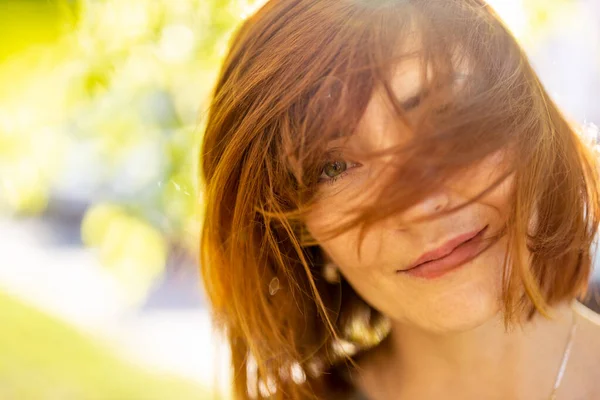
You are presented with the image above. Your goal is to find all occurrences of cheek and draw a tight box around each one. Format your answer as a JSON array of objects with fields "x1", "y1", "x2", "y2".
[
  {"x1": 304, "y1": 184, "x2": 375, "y2": 248},
  {"x1": 305, "y1": 206, "x2": 390, "y2": 290},
  {"x1": 451, "y1": 150, "x2": 515, "y2": 212},
  {"x1": 306, "y1": 222, "x2": 384, "y2": 274}
]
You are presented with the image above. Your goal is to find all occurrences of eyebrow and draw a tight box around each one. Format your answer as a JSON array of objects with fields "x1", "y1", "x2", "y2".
[{"x1": 399, "y1": 73, "x2": 467, "y2": 111}]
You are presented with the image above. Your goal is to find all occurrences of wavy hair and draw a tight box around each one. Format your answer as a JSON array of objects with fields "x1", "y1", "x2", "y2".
[{"x1": 199, "y1": 0, "x2": 600, "y2": 398}]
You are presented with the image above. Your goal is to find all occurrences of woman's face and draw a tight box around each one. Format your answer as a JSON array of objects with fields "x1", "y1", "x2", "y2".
[{"x1": 305, "y1": 60, "x2": 516, "y2": 334}]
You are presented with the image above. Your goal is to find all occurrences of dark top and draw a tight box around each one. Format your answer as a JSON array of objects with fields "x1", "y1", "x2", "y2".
[
  {"x1": 350, "y1": 392, "x2": 369, "y2": 400},
  {"x1": 327, "y1": 362, "x2": 370, "y2": 400}
]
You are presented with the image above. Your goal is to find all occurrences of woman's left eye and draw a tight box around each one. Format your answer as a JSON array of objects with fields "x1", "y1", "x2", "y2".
[{"x1": 318, "y1": 159, "x2": 360, "y2": 184}]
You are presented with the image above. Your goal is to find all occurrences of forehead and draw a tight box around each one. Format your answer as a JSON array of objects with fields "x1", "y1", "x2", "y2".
[
  {"x1": 347, "y1": 58, "x2": 427, "y2": 153},
  {"x1": 339, "y1": 54, "x2": 470, "y2": 154}
]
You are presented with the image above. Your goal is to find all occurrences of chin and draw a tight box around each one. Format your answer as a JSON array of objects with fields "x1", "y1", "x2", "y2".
[
  {"x1": 411, "y1": 256, "x2": 505, "y2": 335},
  {"x1": 422, "y1": 291, "x2": 502, "y2": 334},
  {"x1": 396, "y1": 246, "x2": 507, "y2": 335}
]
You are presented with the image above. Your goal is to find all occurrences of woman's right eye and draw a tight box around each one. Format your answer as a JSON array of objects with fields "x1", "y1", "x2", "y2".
[{"x1": 318, "y1": 159, "x2": 360, "y2": 184}]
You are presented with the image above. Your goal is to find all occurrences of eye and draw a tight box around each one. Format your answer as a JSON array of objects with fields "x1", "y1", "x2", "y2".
[
  {"x1": 401, "y1": 93, "x2": 423, "y2": 111},
  {"x1": 318, "y1": 159, "x2": 360, "y2": 184},
  {"x1": 323, "y1": 160, "x2": 347, "y2": 177}
]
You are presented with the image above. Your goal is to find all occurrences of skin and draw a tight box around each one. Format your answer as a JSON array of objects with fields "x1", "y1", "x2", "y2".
[{"x1": 304, "y1": 59, "x2": 600, "y2": 399}]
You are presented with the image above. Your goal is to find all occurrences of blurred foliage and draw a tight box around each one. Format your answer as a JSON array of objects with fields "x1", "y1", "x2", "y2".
[
  {"x1": 0, "y1": 0, "x2": 80, "y2": 62},
  {"x1": 81, "y1": 203, "x2": 167, "y2": 304},
  {"x1": 0, "y1": 290, "x2": 214, "y2": 399},
  {"x1": 0, "y1": 0, "x2": 266, "y2": 305},
  {"x1": 522, "y1": 0, "x2": 579, "y2": 40}
]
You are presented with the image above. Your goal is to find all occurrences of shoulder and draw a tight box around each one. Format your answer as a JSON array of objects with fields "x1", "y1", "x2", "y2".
[
  {"x1": 573, "y1": 300, "x2": 600, "y2": 346},
  {"x1": 571, "y1": 301, "x2": 600, "y2": 398}
]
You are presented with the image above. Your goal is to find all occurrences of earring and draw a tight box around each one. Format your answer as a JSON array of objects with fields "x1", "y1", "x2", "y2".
[
  {"x1": 322, "y1": 262, "x2": 341, "y2": 284},
  {"x1": 346, "y1": 304, "x2": 391, "y2": 348}
]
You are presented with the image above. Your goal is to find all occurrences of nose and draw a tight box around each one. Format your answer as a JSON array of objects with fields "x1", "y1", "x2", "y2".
[{"x1": 400, "y1": 189, "x2": 452, "y2": 224}]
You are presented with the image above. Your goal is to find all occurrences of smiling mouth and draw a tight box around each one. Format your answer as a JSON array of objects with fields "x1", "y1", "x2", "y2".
[
  {"x1": 407, "y1": 225, "x2": 488, "y2": 270},
  {"x1": 419, "y1": 227, "x2": 484, "y2": 265},
  {"x1": 399, "y1": 225, "x2": 490, "y2": 279}
]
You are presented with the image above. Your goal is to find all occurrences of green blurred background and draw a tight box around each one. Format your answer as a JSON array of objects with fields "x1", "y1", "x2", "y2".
[{"x1": 0, "y1": 0, "x2": 598, "y2": 399}]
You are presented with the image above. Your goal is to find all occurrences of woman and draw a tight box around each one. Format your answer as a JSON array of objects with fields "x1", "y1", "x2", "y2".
[{"x1": 199, "y1": 0, "x2": 600, "y2": 399}]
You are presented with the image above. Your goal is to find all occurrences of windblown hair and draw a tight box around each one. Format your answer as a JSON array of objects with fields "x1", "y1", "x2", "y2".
[{"x1": 199, "y1": 0, "x2": 600, "y2": 398}]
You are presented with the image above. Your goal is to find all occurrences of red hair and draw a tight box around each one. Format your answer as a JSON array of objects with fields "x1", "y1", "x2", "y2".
[{"x1": 200, "y1": 0, "x2": 600, "y2": 398}]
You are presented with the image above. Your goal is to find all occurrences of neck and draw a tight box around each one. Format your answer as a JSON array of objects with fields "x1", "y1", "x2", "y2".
[{"x1": 377, "y1": 301, "x2": 576, "y2": 399}]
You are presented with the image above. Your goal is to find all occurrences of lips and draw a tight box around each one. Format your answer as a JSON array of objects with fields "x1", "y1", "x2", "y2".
[
  {"x1": 406, "y1": 225, "x2": 488, "y2": 270},
  {"x1": 402, "y1": 225, "x2": 489, "y2": 279}
]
